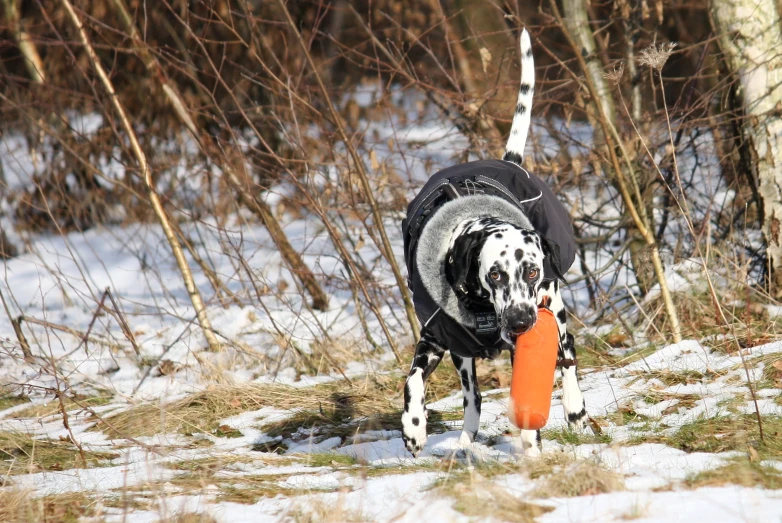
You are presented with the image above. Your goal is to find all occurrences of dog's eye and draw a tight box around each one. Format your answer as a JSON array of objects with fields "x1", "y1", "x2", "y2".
[
  {"x1": 528, "y1": 269, "x2": 538, "y2": 280},
  {"x1": 490, "y1": 271, "x2": 501, "y2": 281}
]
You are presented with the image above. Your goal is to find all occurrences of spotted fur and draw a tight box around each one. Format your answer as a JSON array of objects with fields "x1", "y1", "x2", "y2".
[
  {"x1": 502, "y1": 29, "x2": 535, "y2": 166},
  {"x1": 401, "y1": 28, "x2": 587, "y2": 457}
]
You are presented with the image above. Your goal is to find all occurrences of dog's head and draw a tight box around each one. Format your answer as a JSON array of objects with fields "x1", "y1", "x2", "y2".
[{"x1": 445, "y1": 218, "x2": 560, "y2": 343}]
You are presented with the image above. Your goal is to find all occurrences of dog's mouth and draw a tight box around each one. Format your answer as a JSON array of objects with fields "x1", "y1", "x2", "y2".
[
  {"x1": 501, "y1": 324, "x2": 534, "y2": 344},
  {"x1": 500, "y1": 306, "x2": 538, "y2": 344}
]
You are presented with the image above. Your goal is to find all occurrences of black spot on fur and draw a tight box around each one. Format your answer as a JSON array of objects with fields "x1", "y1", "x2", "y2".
[
  {"x1": 567, "y1": 407, "x2": 587, "y2": 423},
  {"x1": 557, "y1": 308, "x2": 567, "y2": 324},
  {"x1": 404, "y1": 383, "x2": 411, "y2": 412},
  {"x1": 500, "y1": 250, "x2": 506, "y2": 257},
  {"x1": 525, "y1": 47, "x2": 533, "y2": 57},
  {"x1": 410, "y1": 437, "x2": 417, "y2": 446},
  {"x1": 524, "y1": 236, "x2": 533, "y2": 244},
  {"x1": 515, "y1": 103, "x2": 527, "y2": 115},
  {"x1": 495, "y1": 233, "x2": 503, "y2": 239},
  {"x1": 520, "y1": 83, "x2": 531, "y2": 95},
  {"x1": 540, "y1": 280, "x2": 551, "y2": 291},
  {"x1": 412, "y1": 417, "x2": 420, "y2": 426},
  {"x1": 502, "y1": 151, "x2": 522, "y2": 165},
  {"x1": 463, "y1": 397, "x2": 468, "y2": 408},
  {"x1": 515, "y1": 249, "x2": 523, "y2": 261},
  {"x1": 460, "y1": 369, "x2": 470, "y2": 390}
]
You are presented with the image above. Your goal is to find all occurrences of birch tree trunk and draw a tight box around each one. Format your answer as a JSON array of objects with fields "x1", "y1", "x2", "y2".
[{"x1": 711, "y1": 0, "x2": 782, "y2": 296}]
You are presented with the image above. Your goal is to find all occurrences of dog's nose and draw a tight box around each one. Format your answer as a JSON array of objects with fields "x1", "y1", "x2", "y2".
[{"x1": 505, "y1": 306, "x2": 536, "y2": 338}]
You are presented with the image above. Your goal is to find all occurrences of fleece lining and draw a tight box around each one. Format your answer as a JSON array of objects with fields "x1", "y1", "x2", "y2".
[{"x1": 415, "y1": 194, "x2": 533, "y2": 327}]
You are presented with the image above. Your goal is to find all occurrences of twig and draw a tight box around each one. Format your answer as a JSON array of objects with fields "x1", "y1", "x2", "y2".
[
  {"x1": 550, "y1": 0, "x2": 682, "y2": 343},
  {"x1": 59, "y1": 0, "x2": 221, "y2": 352},
  {"x1": 0, "y1": 287, "x2": 33, "y2": 362},
  {"x1": 73, "y1": 288, "x2": 110, "y2": 355},
  {"x1": 104, "y1": 287, "x2": 140, "y2": 356},
  {"x1": 19, "y1": 315, "x2": 119, "y2": 352},
  {"x1": 277, "y1": 0, "x2": 419, "y2": 341}
]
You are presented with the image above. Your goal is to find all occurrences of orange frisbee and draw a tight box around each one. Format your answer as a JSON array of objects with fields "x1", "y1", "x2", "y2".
[{"x1": 507, "y1": 308, "x2": 558, "y2": 430}]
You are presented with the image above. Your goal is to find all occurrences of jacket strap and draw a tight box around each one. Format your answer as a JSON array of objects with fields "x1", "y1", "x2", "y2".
[{"x1": 556, "y1": 358, "x2": 577, "y2": 368}]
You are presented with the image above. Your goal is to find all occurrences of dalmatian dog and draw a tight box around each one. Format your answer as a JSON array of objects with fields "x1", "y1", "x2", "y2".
[{"x1": 400, "y1": 29, "x2": 587, "y2": 457}]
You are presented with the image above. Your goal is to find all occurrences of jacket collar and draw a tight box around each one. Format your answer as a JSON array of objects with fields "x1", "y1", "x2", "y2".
[{"x1": 415, "y1": 194, "x2": 533, "y2": 328}]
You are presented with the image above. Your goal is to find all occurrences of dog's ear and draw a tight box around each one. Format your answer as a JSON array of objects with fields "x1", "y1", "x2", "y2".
[
  {"x1": 445, "y1": 231, "x2": 485, "y2": 296},
  {"x1": 539, "y1": 235, "x2": 564, "y2": 281}
]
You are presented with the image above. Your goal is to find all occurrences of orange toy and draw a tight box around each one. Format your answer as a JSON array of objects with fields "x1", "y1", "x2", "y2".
[{"x1": 507, "y1": 308, "x2": 558, "y2": 430}]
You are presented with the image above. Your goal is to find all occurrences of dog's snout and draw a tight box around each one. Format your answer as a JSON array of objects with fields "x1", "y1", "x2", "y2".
[{"x1": 504, "y1": 306, "x2": 536, "y2": 338}]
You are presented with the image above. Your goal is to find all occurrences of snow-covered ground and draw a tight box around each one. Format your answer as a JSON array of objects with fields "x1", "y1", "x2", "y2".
[{"x1": 2, "y1": 98, "x2": 781, "y2": 521}]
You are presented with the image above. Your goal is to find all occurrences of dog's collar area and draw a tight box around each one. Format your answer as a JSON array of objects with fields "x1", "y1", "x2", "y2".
[{"x1": 454, "y1": 283, "x2": 492, "y2": 311}]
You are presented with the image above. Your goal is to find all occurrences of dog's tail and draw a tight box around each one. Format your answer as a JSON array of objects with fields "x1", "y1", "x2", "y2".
[{"x1": 502, "y1": 29, "x2": 534, "y2": 166}]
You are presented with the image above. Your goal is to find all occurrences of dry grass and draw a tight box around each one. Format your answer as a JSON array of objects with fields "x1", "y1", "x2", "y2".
[
  {"x1": 286, "y1": 497, "x2": 366, "y2": 523},
  {"x1": 431, "y1": 457, "x2": 555, "y2": 522},
  {"x1": 542, "y1": 427, "x2": 612, "y2": 446},
  {"x1": 646, "y1": 289, "x2": 782, "y2": 349},
  {"x1": 750, "y1": 353, "x2": 782, "y2": 389},
  {"x1": 627, "y1": 414, "x2": 782, "y2": 458},
  {"x1": 685, "y1": 459, "x2": 782, "y2": 489},
  {"x1": 0, "y1": 389, "x2": 29, "y2": 413},
  {"x1": 618, "y1": 500, "x2": 649, "y2": 520},
  {"x1": 9, "y1": 393, "x2": 114, "y2": 420},
  {"x1": 261, "y1": 407, "x2": 462, "y2": 446},
  {"x1": 630, "y1": 369, "x2": 713, "y2": 387},
  {"x1": 576, "y1": 336, "x2": 658, "y2": 370},
  {"x1": 97, "y1": 379, "x2": 399, "y2": 439},
  {"x1": 448, "y1": 480, "x2": 553, "y2": 522},
  {"x1": 665, "y1": 415, "x2": 782, "y2": 456},
  {"x1": 531, "y1": 457, "x2": 624, "y2": 498},
  {"x1": 0, "y1": 430, "x2": 118, "y2": 475},
  {"x1": 0, "y1": 489, "x2": 96, "y2": 523},
  {"x1": 98, "y1": 375, "x2": 467, "y2": 447},
  {"x1": 163, "y1": 513, "x2": 218, "y2": 523}
]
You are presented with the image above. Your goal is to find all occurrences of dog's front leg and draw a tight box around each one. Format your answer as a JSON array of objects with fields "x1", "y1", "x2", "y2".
[
  {"x1": 560, "y1": 333, "x2": 587, "y2": 429},
  {"x1": 542, "y1": 280, "x2": 587, "y2": 430},
  {"x1": 451, "y1": 354, "x2": 481, "y2": 445},
  {"x1": 402, "y1": 329, "x2": 445, "y2": 455}
]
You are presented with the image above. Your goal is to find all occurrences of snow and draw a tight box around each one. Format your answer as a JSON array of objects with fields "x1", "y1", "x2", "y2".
[{"x1": 2, "y1": 89, "x2": 782, "y2": 521}]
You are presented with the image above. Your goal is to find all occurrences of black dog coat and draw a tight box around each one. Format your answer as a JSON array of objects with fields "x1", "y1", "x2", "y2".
[{"x1": 402, "y1": 159, "x2": 576, "y2": 358}]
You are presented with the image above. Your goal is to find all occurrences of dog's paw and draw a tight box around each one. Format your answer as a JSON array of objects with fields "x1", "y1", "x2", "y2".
[
  {"x1": 402, "y1": 410, "x2": 427, "y2": 456},
  {"x1": 458, "y1": 430, "x2": 475, "y2": 447},
  {"x1": 523, "y1": 444, "x2": 542, "y2": 458},
  {"x1": 565, "y1": 405, "x2": 589, "y2": 433}
]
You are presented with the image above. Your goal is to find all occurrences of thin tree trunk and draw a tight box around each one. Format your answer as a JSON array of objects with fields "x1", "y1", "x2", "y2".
[
  {"x1": 561, "y1": 0, "x2": 616, "y2": 126},
  {"x1": 711, "y1": 0, "x2": 782, "y2": 297},
  {"x1": 554, "y1": 0, "x2": 682, "y2": 342},
  {"x1": 60, "y1": 0, "x2": 222, "y2": 352}
]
